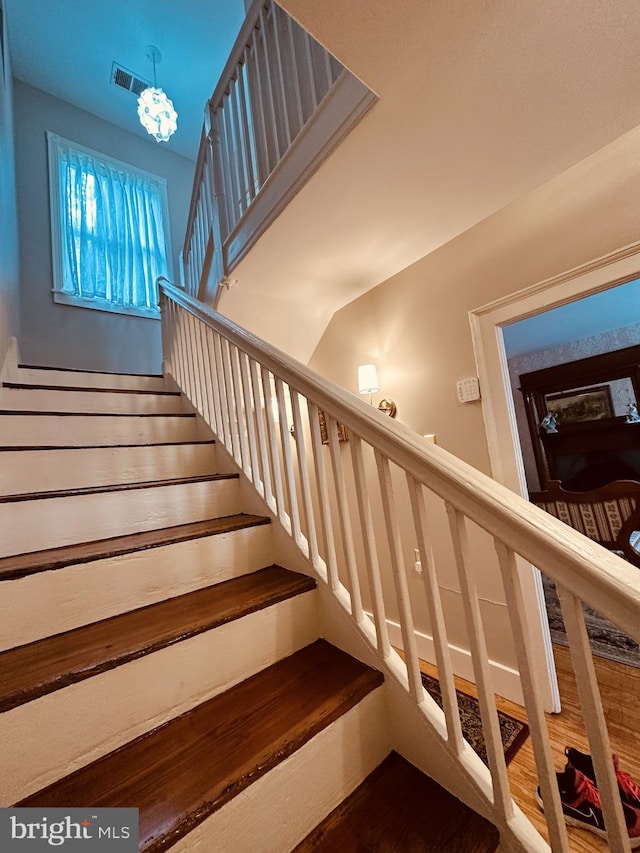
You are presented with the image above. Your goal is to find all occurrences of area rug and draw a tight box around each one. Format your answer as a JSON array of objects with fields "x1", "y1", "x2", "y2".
[
  {"x1": 543, "y1": 575, "x2": 640, "y2": 668},
  {"x1": 421, "y1": 673, "x2": 529, "y2": 766}
]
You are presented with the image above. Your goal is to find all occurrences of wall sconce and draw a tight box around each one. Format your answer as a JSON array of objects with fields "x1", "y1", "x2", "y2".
[{"x1": 358, "y1": 364, "x2": 397, "y2": 417}]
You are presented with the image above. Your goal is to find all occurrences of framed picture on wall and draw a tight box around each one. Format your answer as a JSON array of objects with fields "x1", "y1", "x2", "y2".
[{"x1": 544, "y1": 385, "x2": 613, "y2": 424}]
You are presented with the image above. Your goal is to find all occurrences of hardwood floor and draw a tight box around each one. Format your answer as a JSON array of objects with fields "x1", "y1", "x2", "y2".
[{"x1": 419, "y1": 646, "x2": 640, "y2": 852}]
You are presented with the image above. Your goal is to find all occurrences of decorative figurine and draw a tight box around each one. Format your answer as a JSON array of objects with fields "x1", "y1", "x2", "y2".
[
  {"x1": 540, "y1": 413, "x2": 558, "y2": 433},
  {"x1": 626, "y1": 402, "x2": 640, "y2": 424}
]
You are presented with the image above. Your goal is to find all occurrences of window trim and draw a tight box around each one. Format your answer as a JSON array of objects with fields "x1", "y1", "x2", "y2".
[{"x1": 47, "y1": 131, "x2": 173, "y2": 320}]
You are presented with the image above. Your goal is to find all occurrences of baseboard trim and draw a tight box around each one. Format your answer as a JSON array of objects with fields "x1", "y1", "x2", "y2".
[{"x1": 370, "y1": 614, "x2": 524, "y2": 706}]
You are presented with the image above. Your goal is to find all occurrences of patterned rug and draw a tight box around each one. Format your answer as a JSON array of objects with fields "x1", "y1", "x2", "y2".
[
  {"x1": 543, "y1": 575, "x2": 640, "y2": 668},
  {"x1": 421, "y1": 673, "x2": 529, "y2": 765}
]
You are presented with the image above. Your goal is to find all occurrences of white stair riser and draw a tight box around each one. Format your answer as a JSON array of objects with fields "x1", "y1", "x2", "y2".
[
  {"x1": 1, "y1": 387, "x2": 189, "y2": 415},
  {"x1": 10, "y1": 368, "x2": 170, "y2": 393},
  {"x1": 171, "y1": 688, "x2": 390, "y2": 853},
  {"x1": 0, "y1": 414, "x2": 209, "y2": 446},
  {"x1": 0, "y1": 479, "x2": 241, "y2": 557},
  {"x1": 0, "y1": 592, "x2": 319, "y2": 805},
  {"x1": 0, "y1": 444, "x2": 218, "y2": 496},
  {"x1": 0, "y1": 525, "x2": 274, "y2": 650}
]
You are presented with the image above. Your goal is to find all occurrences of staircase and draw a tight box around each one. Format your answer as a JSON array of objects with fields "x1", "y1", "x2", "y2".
[{"x1": 0, "y1": 363, "x2": 499, "y2": 852}]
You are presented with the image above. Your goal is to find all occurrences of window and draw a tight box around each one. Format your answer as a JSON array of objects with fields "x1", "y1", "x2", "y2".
[{"x1": 47, "y1": 132, "x2": 171, "y2": 318}]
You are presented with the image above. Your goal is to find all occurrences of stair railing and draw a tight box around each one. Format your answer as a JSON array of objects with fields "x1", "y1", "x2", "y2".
[
  {"x1": 181, "y1": 0, "x2": 373, "y2": 302},
  {"x1": 160, "y1": 279, "x2": 640, "y2": 853}
]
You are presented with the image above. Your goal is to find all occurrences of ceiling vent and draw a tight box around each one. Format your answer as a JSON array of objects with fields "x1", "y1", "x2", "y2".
[{"x1": 111, "y1": 63, "x2": 151, "y2": 97}]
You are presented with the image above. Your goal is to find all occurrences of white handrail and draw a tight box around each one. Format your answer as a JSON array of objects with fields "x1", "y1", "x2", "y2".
[{"x1": 160, "y1": 279, "x2": 640, "y2": 852}]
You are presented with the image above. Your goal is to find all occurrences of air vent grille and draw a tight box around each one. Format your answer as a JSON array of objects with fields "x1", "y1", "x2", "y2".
[{"x1": 111, "y1": 63, "x2": 151, "y2": 97}]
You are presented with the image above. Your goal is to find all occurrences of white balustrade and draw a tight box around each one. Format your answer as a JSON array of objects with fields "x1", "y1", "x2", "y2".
[
  {"x1": 159, "y1": 280, "x2": 640, "y2": 853},
  {"x1": 180, "y1": 0, "x2": 366, "y2": 301}
]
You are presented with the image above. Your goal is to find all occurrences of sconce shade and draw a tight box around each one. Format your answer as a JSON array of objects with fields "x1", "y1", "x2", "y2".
[
  {"x1": 358, "y1": 364, "x2": 380, "y2": 395},
  {"x1": 137, "y1": 87, "x2": 178, "y2": 142}
]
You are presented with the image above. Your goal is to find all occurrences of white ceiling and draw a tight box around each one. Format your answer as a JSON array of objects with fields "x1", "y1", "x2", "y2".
[
  {"x1": 503, "y1": 278, "x2": 640, "y2": 359},
  {"x1": 4, "y1": 0, "x2": 246, "y2": 160},
  {"x1": 218, "y1": 0, "x2": 640, "y2": 361}
]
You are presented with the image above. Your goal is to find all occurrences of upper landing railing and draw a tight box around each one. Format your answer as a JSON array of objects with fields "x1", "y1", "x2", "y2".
[
  {"x1": 160, "y1": 278, "x2": 640, "y2": 853},
  {"x1": 181, "y1": 0, "x2": 376, "y2": 302}
]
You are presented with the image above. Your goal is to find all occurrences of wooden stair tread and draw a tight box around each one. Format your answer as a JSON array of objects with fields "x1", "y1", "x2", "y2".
[
  {"x1": 0, "y1": 513, "x2": 269, "y2": 581},
  {"x1": 0, "y1": 440, "x2": 215, "y2": 451},
  {"x1": 294, "y1": 751, "x2": 500, "y2": 853},
  {"x1": 0, "y1": 410, "x2": 195, "y2": 418},
  {"x1": 0, "y1": 565, "x2": 314, "y2": 712},
  {"x1": 0, "y1": 471, "x2": 237, "y2": 505},
  {"x1": 18, "y1": 364, "x2": 164, "y2": 378},
  {"x1": 3, "y1": 382, "x2": 181, "y2": 396},
  {"x1": 18, "y1": 640, "x2": 383, "y2": 853}
]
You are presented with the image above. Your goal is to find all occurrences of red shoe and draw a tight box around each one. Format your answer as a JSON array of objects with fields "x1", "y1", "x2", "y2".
[
  {"x1": 566, "y1": 746, "x2": 640, "y2": 809},
  {"x1": 537, "y1": 763, "x2": 640, "y2": 847}
]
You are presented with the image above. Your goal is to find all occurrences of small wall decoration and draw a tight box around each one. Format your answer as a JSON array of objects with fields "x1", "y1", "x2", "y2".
[
  {"x1": 318, "y1": 409, "x2": 349, "y2": 445},
  {"x1": 626, "y1": 402, "x2": 640, "y2": 424},
  {"x1": 544, "y1": 385, "x2": 613, "y2": 425}
]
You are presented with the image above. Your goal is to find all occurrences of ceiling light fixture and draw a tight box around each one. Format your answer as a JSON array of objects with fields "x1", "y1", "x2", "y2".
[{"x1": 137, "y1": 46, "x2": 177, "y2": 143}]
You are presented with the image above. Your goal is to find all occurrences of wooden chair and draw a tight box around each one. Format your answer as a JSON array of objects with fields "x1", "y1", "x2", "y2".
[{"x1": 529, "y1": 479, "x2": 640, "y2": 568}]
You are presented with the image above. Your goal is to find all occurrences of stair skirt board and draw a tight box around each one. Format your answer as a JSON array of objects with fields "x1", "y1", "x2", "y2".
[
  {"x1": 0, "y1": 413, "x2": 210, "y2": 446},
  {"x1": 12, "y1": 367, "x2": 170, "y2": 392},
  {"x1": 0, "y1": 387, "x2": 190, "y2": 415},
  {"x1": 0, "y1": 522, "x2": 274, "y2": 649},
  {"x1": 169, "y1": 688, "x2": 389, "y2": 853},
  {"x1": 0, "y1": 443, "x2": 218, "y2": 496},
  {"x1": 1, "y1": 591, "x2": 319, "y2": 805},
  {"x1": 0, "y1": 476, "x2": 241, "y2": 557}
]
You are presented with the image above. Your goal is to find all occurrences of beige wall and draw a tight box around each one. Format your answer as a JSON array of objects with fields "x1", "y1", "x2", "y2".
[
  {"x1": 0, "y1": 10, "x2": 20, "y2": 368},
  {"x1": 13, "y1": 81, "x2": 194, "y2": 374},
  {"x1": 308, "y1": 124, "x2": 640, "y2": 682}
]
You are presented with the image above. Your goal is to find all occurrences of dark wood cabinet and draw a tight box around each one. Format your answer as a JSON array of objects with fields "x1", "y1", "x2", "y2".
[{"x1": 519, "y1": 344, "x2": 640, "y2": 490}]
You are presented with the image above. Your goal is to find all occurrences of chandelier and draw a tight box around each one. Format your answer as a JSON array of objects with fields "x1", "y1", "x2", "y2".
[{"x1": 137, "y1": 46, "x2": 177, "y2": 143}]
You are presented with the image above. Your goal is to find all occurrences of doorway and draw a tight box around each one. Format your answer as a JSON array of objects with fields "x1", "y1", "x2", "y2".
[{"x1": 470, "y1": 241, "x2": 640, "y2": 712}]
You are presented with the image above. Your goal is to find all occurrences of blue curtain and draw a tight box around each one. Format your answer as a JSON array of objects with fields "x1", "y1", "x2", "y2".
[{"x1": 58, "y1": 143, "x2": 168, "y2": 312}]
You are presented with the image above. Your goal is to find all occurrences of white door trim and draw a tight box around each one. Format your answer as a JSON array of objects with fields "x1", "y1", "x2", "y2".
[{"x1": 469, "y1": 239, "x2": 640, "y2": 714}]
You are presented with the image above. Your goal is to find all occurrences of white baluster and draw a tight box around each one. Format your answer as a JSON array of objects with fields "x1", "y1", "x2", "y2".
[
  {"x1": 250, "y1": 360, "x2": 275, "y2": 512},
  {"x1": 205, "y1": 326, "x2": 223, "y2": 439},
  {"x1": 446, "y1": 503, "x2": 513, "y2": 823},
  {"x1": 262, "y1": 368, "x2": 288, "y2": 531},
  {"x1": 257, "y1": 4, "x2": 281, "y2": 165},
  {"x1": 558, "y1": 585, "x2": 632, "y2": 853},
  {"x1": 308, "y1": 401, "x2": 338, "y2": 591},
  {"x1": 240, "y1": 351, "x2": 263, "y2": 496},
  {"x1": 327, "y1": 415, "x2": 363, "y2": 622},
  {"x1": 351, "y1": 436, "x2": 390, "y2": 656},
  {"x1": 289, "y1": 387, "x2": 316, "y2": 561},
  {"x1": 214, "y1": 331, "x2": 233, "y2": 456},
  {"x1": 221, "y1": 337, "x2": 241, "y2": 466},
  {"x1": 276, "y1": 377, "x2": 301, "y2": 546},
  {"x1": 230, "y1": 343, "x2": 250, "y2": 476},
  {"x1": 495, "y1": 543, "x2": 569, "y2": 852},
  {"x1": 375, "y1": 451, "x2": 422, "y2": 700},
  {"x1": 270, "y1": 3, "x2": 293, "y2": 151},
  {"x1": 407, "y1": 475, "x2": 464, "y2": 753}
]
